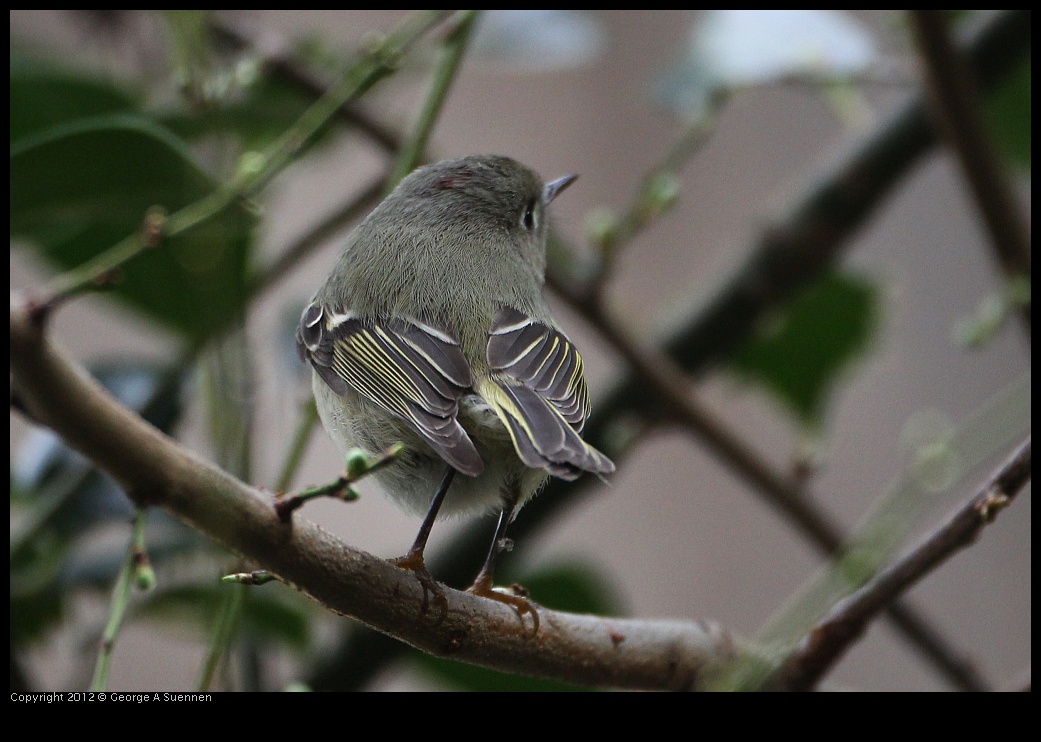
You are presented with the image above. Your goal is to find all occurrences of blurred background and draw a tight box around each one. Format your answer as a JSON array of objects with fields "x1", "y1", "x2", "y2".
[{"x1": 10, "y1": 10, "x2": 1030, "y2": 691}]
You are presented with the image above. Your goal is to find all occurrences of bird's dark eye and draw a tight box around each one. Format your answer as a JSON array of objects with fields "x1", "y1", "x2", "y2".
[{"x1": 521, "y1": 199, "x2": 538, "y2": 231}]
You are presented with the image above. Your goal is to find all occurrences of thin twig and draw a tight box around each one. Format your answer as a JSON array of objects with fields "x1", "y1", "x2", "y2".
[
  {"x1": 233, "y1": 10, "x2": 451, "y2": 197},
  {"x1": 909, "y1": 10, "x2": 1031, "y2": 338},
  {"x1": 25, "y1": 209, "x2": 162, "y2": 326},
  {"x1": 774, "y1": 436, "x2": 1031, "y2": 691},
  {"x1": 538, "y1": 8, "x2": 1029, "y2": 693},
  {"x1": 273, "y1": 442, "x2": 403, "y2": 521},
  {"x1": 593, "y1": 9, "x2": 1030, "y2": 397},
  {"x1": 557, "y1": 285, "x2": 996, "y2": 693},
  {"x1": 197, "y1": 324, "x2": 256, "y2": 690},
  {"x1": 31, "y1": 208, "x2": 169, "y2": 325},
  {"x1": 582, "y1": 116, "x2": 716, "y2": 295},
  {"x1": 272, "y1": 398, "x2": 320, "y2": 494},
  {"x1": 574, "y1": 291, "x2": 845, "y2": 551},
  {"x1": 717, "y1": 374, "x2": 1030, "y2": 692}
]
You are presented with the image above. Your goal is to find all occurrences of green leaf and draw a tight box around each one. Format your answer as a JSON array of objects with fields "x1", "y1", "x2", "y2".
[
  {"x1": 986, "y1": 58, "x2": 1030, "y2": 170},
  {"x1": 10, "y1": 115, "x2": 255, "y2": 339},
  {"x1": 413, "y1": 561, "x2": 622, "y2": 691},
  {"x1": 10, "y1": 54, "x2": 140, "y2": 146},
  {"x1": 729, "y1": 272, "x2": 879, "y2": 426}
]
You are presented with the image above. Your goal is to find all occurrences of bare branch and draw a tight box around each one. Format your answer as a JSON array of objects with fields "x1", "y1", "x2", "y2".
[
  {"x1": 562, "y1": 287, "x2": 844, "y2": 551},
  {"x1": 775, "y1": 436, "x2": 1031, "y2": 691},
  {"x1": 910, "y1": 10, "x2": 1031, "y2": 338}
]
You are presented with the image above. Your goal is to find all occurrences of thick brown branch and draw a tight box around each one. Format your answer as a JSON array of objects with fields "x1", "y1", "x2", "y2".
[
  {"x1": 9, "y1": 297, "x2": 741, "y2": 691},
  {"x1": 775, "y1": 436, "x2": 1031, "y2": 691}
]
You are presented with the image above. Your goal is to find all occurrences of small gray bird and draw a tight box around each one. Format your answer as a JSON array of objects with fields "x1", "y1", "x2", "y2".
[{"x1": 297, "y1": 154, "x2": 614, "y2": 626}]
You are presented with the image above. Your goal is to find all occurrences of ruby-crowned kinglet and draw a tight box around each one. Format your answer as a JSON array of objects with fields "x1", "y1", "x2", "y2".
[{"x1": 297, "y1": 154, "x2": 614, "y2": 624}]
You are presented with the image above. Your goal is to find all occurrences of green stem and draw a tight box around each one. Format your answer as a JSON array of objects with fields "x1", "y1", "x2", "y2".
[
  {"x1": 197, "y1": 323, "x2": 256, "y2": 690},
  {"x1": 198, "y1": 580, "x2": 247, "y2": 691},
  {"x1": 89, "y1": 508, "x2": 149, "y2": 691},
  {"x1": 386, "y1": 10, "x2": 480, "y2": 191},
  {"x1": 274, "y1": 442, "x2": 404, "y2": 521}
]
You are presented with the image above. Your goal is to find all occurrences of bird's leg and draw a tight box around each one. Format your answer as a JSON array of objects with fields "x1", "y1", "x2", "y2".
[
  {"x1": 466, "y1": 489, "x2": 539, "y2": 634},
  {"x1": 391, "y1": 465, "x2": 454, "y2": 621}
]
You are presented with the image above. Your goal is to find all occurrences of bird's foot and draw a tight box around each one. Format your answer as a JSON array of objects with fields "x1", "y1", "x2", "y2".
[
  {"x1": 390, "y1": 550, "x2": 448, "y2": 624},
  {"x1": 467, "y1": 575, "x2": 540, "y2": 635}
]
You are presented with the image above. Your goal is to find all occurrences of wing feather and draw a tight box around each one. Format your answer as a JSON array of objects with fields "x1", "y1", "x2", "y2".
[
  {"x1": 297, "y1": 302, "x2": 483, "y2": 476},
  {"x1": 484, "y1": 306, "x2": 614, "y2": 478}
]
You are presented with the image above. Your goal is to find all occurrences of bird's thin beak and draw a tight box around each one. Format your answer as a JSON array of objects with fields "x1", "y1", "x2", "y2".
[{"x1": 544, "y1": 173, "x2": 578, "y2": 204}]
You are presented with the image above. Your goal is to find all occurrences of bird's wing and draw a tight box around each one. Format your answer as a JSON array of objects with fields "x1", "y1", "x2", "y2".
[
  {"x1": 297, "y1": 302, "x2": 484, "y2": 476},
  {"x1": 481, "y1": 306, "x2": 615, "y2": 480}
]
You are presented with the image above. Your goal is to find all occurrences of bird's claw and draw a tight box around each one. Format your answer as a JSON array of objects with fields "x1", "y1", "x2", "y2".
[
  {"x1": 390, "y1": 551, "x2": 448, "y2": 624},
  {"x1": 467, "y1": 577, "x2": 540, "y2": 635}
]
